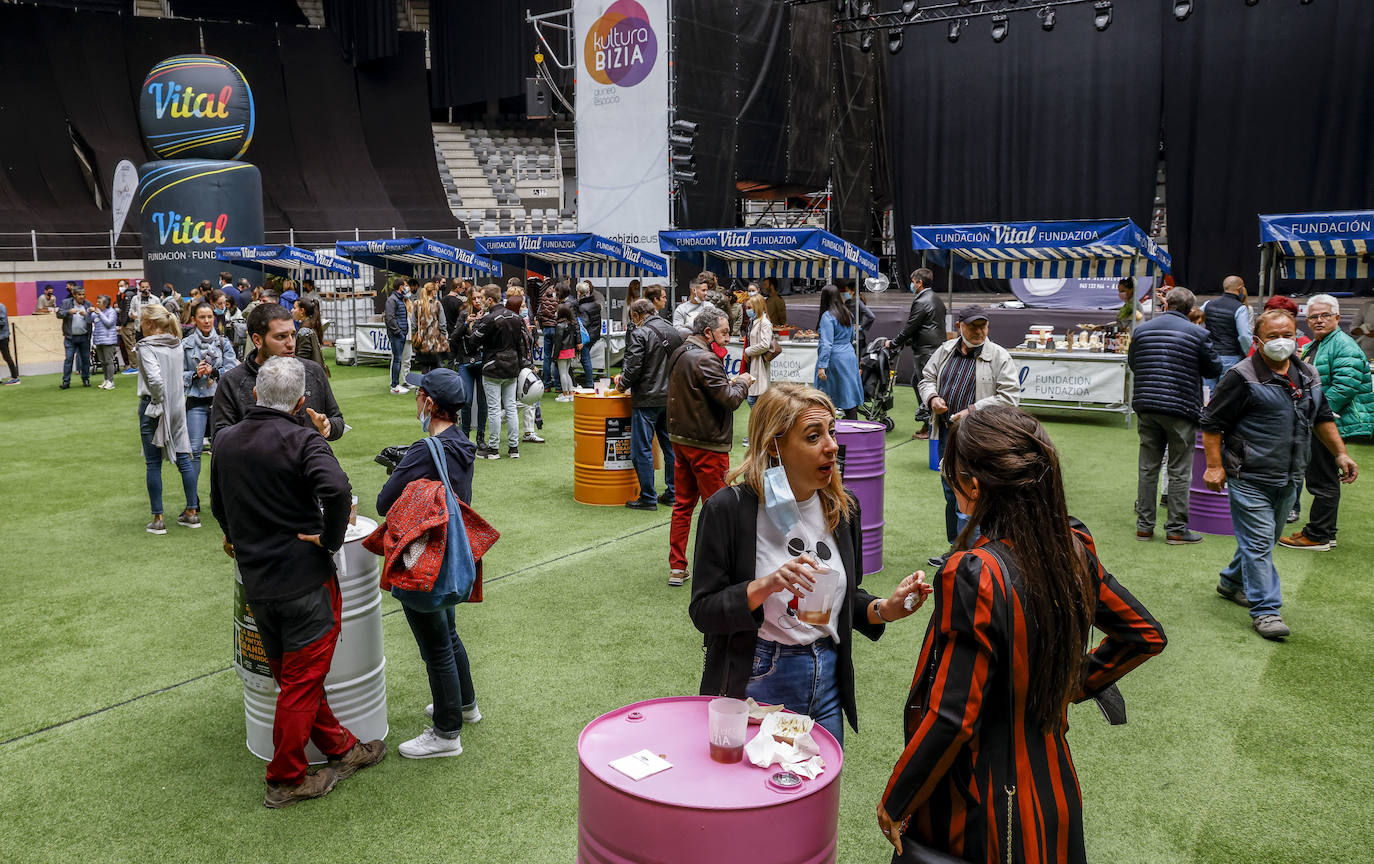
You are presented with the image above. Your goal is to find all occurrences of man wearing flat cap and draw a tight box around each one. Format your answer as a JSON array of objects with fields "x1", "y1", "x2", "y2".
[{"x1": 918, "y1": 305, "x2": 1020, "y2": 543}]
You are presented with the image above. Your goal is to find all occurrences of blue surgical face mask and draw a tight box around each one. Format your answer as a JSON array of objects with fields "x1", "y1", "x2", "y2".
[
  {"x1": 762, "y1": 441, "x2": 802, "y2": 536},
  {"x1": 419, "y1": 405, "x2": 432, "y2": 434}
]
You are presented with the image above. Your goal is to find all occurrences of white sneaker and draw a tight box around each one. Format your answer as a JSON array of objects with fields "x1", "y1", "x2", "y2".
[
  {"x1": 398, "y1": 727, "x2": 463, "y2": 759},
  {"x1": 426, "y1": 703, "x2": 483, "y2": 724},
  {"x1": 522, "y1": 432, "x2": 545, "y2": 444},
  {"x1": 390, "y1": 385, "x2": 404, "y2": 394},
  {"x1": 556, "y1": 394, "x2": 574, "y2": 402}
]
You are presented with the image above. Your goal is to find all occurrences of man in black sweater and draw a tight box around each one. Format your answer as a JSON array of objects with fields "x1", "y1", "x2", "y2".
[
  {"x1": 210, "y1": 303, "x2": 344, "y2": 443},
  {"x1": 210, "y1": 356, "x2": 383, "y2": 808}
]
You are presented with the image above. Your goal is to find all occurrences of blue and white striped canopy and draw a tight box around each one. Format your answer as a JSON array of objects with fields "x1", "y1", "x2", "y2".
[
  {"x1": 658, "y1": 228, "x2": 879, "y2": 279},
  {"x1": 475, "y1": 233, "x2": 668, "y2": 279},
  {"x1": 334, "y1": 237, "x2": 498, "y2": 279},
  {"x1": 1259, "y1": 212, "x2": 1373, "y2": 280},
  {"x1": 910, "y1": 218, "x2": 1170, "y2": 279},
  {"x1": 215, "y1": 244, "x2": 359, "y2": 277}
]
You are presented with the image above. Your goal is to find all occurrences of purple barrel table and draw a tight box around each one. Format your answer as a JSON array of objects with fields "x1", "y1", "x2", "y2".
[
  {"x1": 835, "y1": 420, "x2": 886, "y2": 575},
  {"x1": 578, "y1": 696, "x2": 844, "y2": 864},
  {"x1": 1189, "y1": 433, "x2": 1234, "y2": 536}
]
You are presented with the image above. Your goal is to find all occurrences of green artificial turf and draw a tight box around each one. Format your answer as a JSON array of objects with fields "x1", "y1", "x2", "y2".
[{"x1": 1, "y1": 356, "x2": 1371, "y2": 863}]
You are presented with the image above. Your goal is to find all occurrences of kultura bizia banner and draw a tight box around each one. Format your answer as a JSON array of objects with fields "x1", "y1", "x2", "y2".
[
  {"x1": 574, "y1": 0, "x2": 669, "y2": 252},
  {"x1": 136, "y1": 55, "x2": 263, "y2": 291}
]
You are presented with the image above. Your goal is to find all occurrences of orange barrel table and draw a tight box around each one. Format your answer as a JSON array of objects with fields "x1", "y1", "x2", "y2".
[{"x1": 574, "y1": 391, "x2": 640, "y2": 506}]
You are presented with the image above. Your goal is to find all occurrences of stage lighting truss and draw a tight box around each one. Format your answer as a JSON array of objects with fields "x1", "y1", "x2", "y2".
[{"x1": 813, "y1": 0, "x2": 1125, "y2": 48}]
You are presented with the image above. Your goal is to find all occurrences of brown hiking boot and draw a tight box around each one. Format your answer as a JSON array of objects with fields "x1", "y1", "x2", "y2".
[
  {"x1": 264, "y1": 767, "x2": 337, "y2": 809},
  {"x1": 330, "y1": 739, "x2": 386, "y2": 780}
]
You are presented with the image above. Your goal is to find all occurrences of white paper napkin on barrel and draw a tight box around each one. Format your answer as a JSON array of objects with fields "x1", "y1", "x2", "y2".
[{"x1": 744, "y1": 712, "x2": 826, "y2": 779}]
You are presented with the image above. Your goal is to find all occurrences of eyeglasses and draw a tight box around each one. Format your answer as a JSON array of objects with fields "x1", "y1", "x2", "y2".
[{"x1": 1305, "y1": 312, "x2": 1335, "y2": 323}]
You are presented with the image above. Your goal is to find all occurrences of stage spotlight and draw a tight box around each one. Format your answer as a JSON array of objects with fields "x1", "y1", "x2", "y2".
[
  {"x1": 1040, "y1": 6, "x2": 1056, "y2": 30},
  {"x1": 947, "y1": 19, "x2": 961, "y2": 43},
  {"x1": 887, "y1": 27, "x2": 904, "y2": 54},
  {"x1": 901, "y1": 0, "x2": 919, "y2": 17},
  {"x1": 1094, "y1": 0, "x2": 1113, "y2": 31},
  {"x1": 1244, "y1": 0, "x2": 1258, "y2": 6},
  {"x1": 860, "y1": 31, "x2": 873, "y2": 52},
  {"x1": 1300, "y1": 0, "x2": 1314, "y2": 5},
  {"x1": 991, "y1": 14, "x2": 1008, "y2": 42},
  {"x1": 859, "y1": 1, "x2": 871, "y2": 16},
  {"x1": 1173, "y1": 0, "x2": 1192, "y2": 20}
]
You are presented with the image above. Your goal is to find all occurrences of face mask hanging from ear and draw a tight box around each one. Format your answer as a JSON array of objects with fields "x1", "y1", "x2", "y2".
[{"x1": 762, "y1": 440, "x2": 803, "y2": 536}]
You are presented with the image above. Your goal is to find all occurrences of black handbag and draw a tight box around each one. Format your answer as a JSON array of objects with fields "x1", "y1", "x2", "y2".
[{"x1": 891, "y1": 542, "x2": 1019, "y2": 864}]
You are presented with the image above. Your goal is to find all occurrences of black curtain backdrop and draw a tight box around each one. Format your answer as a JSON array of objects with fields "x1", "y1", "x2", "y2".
[
  {"x1": 1161, "y1": 1, "x2": 1374, "y2": 295},
  {"x1": 324, "y1": 0, "x2": 399, "y2": 65},
  {"x1": 676, "y1": 0, "x2": 878, "y2": 243},
  {"x1": 356, "y1": 32, "x2": 458, "y2": 233},
  {"x1": 169, "y1": 0, "x2": 306, "y2": 27},
  {"x1": 429, "y1": 0, "x2": 566, "y2": 109},
  {"x1": 884, "y1": 3, "x2": 1164, "y2": 286}
]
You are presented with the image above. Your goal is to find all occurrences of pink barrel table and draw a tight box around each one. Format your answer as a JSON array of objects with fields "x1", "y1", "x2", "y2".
[
  {"x1": 578, "y1": 696, "x2": 844, "y2": 864},
  {"x1": 835, "y1": 419, "x2": 887, "y2": 575}
]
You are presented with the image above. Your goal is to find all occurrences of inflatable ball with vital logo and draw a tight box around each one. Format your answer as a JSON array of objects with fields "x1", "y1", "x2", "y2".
[{"x1": 139, "y1": 55, "x2": 255, "y2": 160}]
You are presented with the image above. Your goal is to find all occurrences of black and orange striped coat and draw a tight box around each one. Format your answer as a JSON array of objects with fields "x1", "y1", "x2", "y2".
[{"x1": 880, "y1": 525, "x2": 1166, "y2": 863}]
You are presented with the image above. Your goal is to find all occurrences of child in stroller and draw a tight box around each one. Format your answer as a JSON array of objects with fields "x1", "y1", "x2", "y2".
[{"x1": 858, "y1": 337, "x2": 899, "y2": 430}]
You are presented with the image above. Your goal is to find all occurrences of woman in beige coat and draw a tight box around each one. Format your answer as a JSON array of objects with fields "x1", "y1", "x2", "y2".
[{"x1": 744, "y1": 294, "x2": 773, "y2": 406}]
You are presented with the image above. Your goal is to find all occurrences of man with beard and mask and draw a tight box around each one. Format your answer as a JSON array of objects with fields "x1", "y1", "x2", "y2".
[
  {"x1": 666, "y1": 304, "x2": 753, "y2": 587},
  {"x1": 917, "y1": 305, "x2": 1019, "y2": 545},
  {"x1": 211, "y1": 303, "x2": 344, "y2": 443},
  {"x1": 1201, "y1": 308, "x2": 1359, "y2": 640}
]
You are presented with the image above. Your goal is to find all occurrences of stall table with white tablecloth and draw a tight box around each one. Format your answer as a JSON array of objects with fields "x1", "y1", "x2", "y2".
[
  {"x1": 723, "y1": 338, "x2": 819, "y2": 384},
  {"x1": 1009, "y1": 350, "x2": 1132, "y2": 424}
]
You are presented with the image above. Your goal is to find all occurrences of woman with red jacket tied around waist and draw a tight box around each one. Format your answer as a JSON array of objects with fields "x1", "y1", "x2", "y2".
[{"x1": 878, "y1": 404, "x2": 1166, "y2": 863}]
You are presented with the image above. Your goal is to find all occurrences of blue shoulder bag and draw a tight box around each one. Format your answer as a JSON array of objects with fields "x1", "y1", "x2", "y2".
[{"x1": 390, "y1": 436, "x2": 478, "y2": 611}]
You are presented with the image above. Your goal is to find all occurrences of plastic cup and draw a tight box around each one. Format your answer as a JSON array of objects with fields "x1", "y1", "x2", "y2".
[
  {"x1": 707, "y1": 697, "x2": 749, "y2": 763},
  {"x1": 349, "y1": 495, "x2": 358, "y2": 526},
  {"x1": 795, "y1": 565, "x2": 839, "y2": 627}
]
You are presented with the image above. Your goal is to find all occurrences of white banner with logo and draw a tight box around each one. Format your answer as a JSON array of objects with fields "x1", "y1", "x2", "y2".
[
  {"x1": 574, "y1": 0, "x2": 669, "y2": 252},
  {"x1": 723, "y1": 341, "x2": 818, "y2": 385},
  {"x1": 1013, "y1": 353, "x2": 1129, "y2": 405}
]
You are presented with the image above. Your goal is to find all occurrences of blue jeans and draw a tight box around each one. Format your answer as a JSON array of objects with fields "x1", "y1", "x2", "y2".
[
  {"x1": 483, "y1": 377, "x2": 519, "y2": 450},
  {"x1": 745, "y1": 637, "x2": 844, "y2": 747},
  {"x1": 1206, "y1": 354, "x2": 1243, "y2": 392},
  {"x1": 456, "y1": 362, "x2": 487, "y2": 441},
  {"x1": 631, "y1": 406, "x2": 674, "y2": 503},
  {"x1": 186, "y1": 399, "x2": 211, "y2": 492},
  {"x1": 581, "y1": 340, "x2": 596, "y2": 385},
  {"x1": 388, "y1": 332, "x2": 406, "y2": 387},
  {"x1": 63, "y1": 333, "x2": 91, "y2": 384},
  {"x1": 139, "y1": 397, "x2": 197, "y2": 514},
  {"x1": 541, "y1": 327, "x2": 557, "y2": 388},
  {"x1": 401, "y1": 605, "x2": 475, "y2": 739},
  {"x1": 1220, "y1": 478, "x2": 1299, "y2": 618},
  {"x1": 937, "y1": 433, "x2": 978, "y2": 544}
]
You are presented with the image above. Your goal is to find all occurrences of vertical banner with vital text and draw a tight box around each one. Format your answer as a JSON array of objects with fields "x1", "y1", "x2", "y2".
[{"x1": 574, "y1": 0, "x2": 669, "y2": 255}]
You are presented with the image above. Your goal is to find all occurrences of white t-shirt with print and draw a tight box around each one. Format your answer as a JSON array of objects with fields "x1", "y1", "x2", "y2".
[{"x1": 755, "y1": 493, "x2": 847, "y2": 646}]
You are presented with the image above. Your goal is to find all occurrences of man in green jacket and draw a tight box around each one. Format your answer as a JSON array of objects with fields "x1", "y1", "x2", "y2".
[{"x1": 1281, "y1": 294, "x2": 1374, "y2": 551}]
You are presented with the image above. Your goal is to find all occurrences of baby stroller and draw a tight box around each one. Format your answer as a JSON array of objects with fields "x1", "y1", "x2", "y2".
[{"x1": 858, "y1": 337, "x2": 899, "y2": 431}]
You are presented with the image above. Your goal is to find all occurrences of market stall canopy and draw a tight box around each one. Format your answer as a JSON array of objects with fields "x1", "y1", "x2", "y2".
[
  {"x1": 909, "y1": 218, "x2": 1170, "y2": 279},
  {"x1": 1258, "y1": 211, "x2": 1373, "y2": 280},
  {"x1": 658, "y1": 228, "x2": 879, "y2": 279},
  {"x1": 215, "y1": 244, "x2": 359, "y2": 277},
  {"x1": 475, "y1": 233, "x2": 667, "y2": 279},
  {"x1": 334, "y1": 237, "x2": 498, "y2": 279}
]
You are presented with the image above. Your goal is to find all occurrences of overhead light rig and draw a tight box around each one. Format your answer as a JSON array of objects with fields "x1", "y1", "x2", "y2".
[{"x1": 790, "y1": 0, "x2": 1111, "y2": 40}]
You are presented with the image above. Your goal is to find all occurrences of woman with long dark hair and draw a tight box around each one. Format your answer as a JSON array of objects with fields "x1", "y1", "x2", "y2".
[
  {"x1": 814, "y1": 284, "x2": 862, "y2": 419},
  {"x1": 877, "y1": 404, "x2": 1166, "y2": 863},
  {"x1": 292, "y1": 297, "x2": 328, "y2": 375}
]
